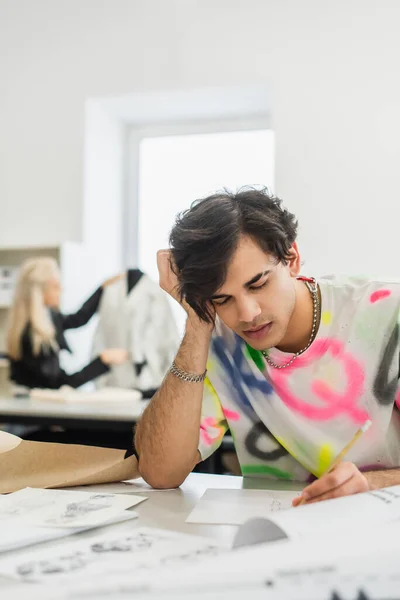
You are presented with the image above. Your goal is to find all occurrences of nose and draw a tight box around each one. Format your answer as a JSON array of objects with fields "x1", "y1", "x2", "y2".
[{"x1": 236, "y1": 296, "x2": 261, "y2": 325}]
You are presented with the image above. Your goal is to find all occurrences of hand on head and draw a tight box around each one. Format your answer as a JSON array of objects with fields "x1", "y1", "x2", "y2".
[
  {"x1": 157, "y1": 250, "x2": 183, "y2": 305},
  {"x1": 157, "y1": 249, "x2": 215, "y2": 331}
]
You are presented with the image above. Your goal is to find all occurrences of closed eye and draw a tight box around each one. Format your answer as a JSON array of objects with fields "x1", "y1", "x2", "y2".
[
  {"x1": 249, "y1": 280, "x2": 268, "y2": 292},
  {"x1": 213, "y1": 279, "x2": 268, "y2": 306},
  {"x1": 213, "y1": 296, "x2": 231, "y2": 306}
]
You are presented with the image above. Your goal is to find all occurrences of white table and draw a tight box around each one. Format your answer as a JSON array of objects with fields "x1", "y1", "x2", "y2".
[
  {"x1": 0, "y1": 396, "x2": 148, "y2": 430},
  {"x1": 0, "y1": 473, "x2": 302, "y2": 597},
  {"x1": 73, "y1": 472, "x2": 301, "y2": 540}
]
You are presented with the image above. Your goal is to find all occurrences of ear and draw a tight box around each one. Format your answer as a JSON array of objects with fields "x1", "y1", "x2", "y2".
[{"x1": 287, "y1": 242, "x2": 301, "y2": 277}]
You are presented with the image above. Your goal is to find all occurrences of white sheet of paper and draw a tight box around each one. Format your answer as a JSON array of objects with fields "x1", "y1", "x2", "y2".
[
  {"x1": 150, "y1": 486, "x2": 400, "y2": 595},
  {"x1": 186, "y1": 488, "x2": 297, "y2": 525},
  {"x1": 6, "y1": 495, "x2": 400, "y2": 600},
  {"x1": 165, "y1": 525, "x2": 400, "y2": 599},
  {"x1": 0, "y1": 527, "x2": 225, "y2": 586},
  {"x1": 0, "y1": 511, "x2": 137, "y2": 554},
  {"x1": 0, "y1": 487, "x2": 146, "y2": 528},
  {"x1": 7, "y1": 527, "x2": 400, "y2": 600},
  {"x1": 266, "y1": 484, "x2": 400, "y2": 540},
  {"x1": 81, "y1": 550, "x2": 400, "y2": 600}
]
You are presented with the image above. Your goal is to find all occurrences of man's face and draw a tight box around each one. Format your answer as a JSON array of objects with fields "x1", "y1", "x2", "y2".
[{"x1": 211, "y1": 235, "x2": 300, "y2": 350}]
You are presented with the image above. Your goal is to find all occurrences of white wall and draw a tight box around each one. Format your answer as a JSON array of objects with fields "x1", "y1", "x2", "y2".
[
  {"x1": 59, "y1": 102, "x2": 124, "y2": 373},
  {"x1": 0, "y1": 0, "x2": 400, "y2": 276},
  {"x1": 83, "y1": 99, "x2": 124, "y2": 283}
]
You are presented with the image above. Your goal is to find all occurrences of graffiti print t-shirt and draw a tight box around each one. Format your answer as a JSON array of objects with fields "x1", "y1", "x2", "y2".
[{"x1": 198, "y1": 276, "x2": 400, "y2": 481}]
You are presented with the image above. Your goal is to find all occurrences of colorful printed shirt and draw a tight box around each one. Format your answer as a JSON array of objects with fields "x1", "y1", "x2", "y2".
[{"x1": 198, "y1": 276, "x2": 400, "y2": 481}]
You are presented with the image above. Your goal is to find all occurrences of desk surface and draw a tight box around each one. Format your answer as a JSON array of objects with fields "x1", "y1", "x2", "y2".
[
  {"x1": 73, "y1": 472, "x2": 301, "y2": 541},
  {"x1": 0, "y1": 473, "x2": 302, "y2": 597},
  {"x1": 0, "y1": 396, "x2": 148, "y2": 423}
]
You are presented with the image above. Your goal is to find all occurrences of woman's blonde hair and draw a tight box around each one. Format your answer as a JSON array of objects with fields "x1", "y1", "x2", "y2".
[{"x1": 6, "y1": 257, "x2": 60, "y2": 360}]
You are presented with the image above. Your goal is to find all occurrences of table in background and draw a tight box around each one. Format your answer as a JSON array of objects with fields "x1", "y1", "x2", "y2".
[
  {"x1": 0, "y1": 395, "x2": 148, "y2": 431},
  {"x1": 0, "y1": 396, "x2": 232, "y2": 473}
]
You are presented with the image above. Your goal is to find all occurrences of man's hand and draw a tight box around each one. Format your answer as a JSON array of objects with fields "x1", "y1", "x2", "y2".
[
  {"x1": 292, "y1": 462, "x2": 370, "y2": 506},
  {"x1": 157, "y1": 250, "x2": 184, "y2": 305},
  {"x1": 157, "y1": 249, "x2": 215, "y2": 330}
]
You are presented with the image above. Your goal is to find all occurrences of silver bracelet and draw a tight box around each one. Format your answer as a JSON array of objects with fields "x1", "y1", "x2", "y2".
[{"x1": 170, "y1": 361, "x2": 207, "y2": 383}]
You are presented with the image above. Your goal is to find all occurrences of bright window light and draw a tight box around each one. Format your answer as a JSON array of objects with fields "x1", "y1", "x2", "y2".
[{"x1": 137, "y1": 128, "x2": 274, "y2": 330}]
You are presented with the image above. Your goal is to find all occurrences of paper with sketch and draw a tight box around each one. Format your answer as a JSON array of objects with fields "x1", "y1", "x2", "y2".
[
  {"x1": 79, "y1": 548, "x2": 400, "y2": 600},
  {"x1": 0, "y1": 527, "x2": 225, "y2": 586},
  {"x1": 5, "y1": 525, "x2": 400, "y2": 600},
  {"x1": 0, "y1": 487, "x2": 146, "y2": 528},
  {"x1": 186, "y1": 488, "x2": 297, "y2": 524},
  {"x1": 146, "y1": 486, "x2": 400, "y2": 595},
  {"x1": 264, "y1": 484, "x2": 400, "y2": 541},
  {"x1": 0, "y1": 430, "x2": 139, "y2": 493},
  {"x1": 0, "y1": 511, "x2": 136, "y2": 554}
]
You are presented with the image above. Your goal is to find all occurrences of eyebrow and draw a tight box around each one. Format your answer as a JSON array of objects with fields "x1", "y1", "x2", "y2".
[{"x1": 211, "y1": 270, "x2": 270, "y2": 300}]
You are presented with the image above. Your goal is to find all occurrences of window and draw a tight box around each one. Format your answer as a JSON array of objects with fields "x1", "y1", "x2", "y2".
[{"x1": 136, "y1": 126, "x2": 274, "y2": 330}]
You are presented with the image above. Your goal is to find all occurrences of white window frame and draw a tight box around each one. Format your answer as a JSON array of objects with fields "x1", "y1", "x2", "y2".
[{"x1": 123, "y1": 115, "x2": 271, "y2": 267}]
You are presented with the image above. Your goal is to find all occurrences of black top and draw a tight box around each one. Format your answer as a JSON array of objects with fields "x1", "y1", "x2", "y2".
[
  {"x1": 9, "y1": 287, "x2": 110, "y2": 389},
  {"x1": 127, "y1": 268, "x2": 143, "y2": 294}
]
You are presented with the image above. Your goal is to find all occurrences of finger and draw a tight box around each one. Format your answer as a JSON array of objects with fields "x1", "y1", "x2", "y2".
[
  {"x1": 156, "y1": 250, "x2": 170, "y2": 272},
  {"x1": 305, "y1": 473, "x2": 368, "y2": 504},
  {"x1": 299, "y1": 463, "x2": 355, "y2": 502},
  {"x1": 157, "y1": 252, "x2": 172, "y2": 286},
  {"x1": 156, "y1": 251, "x2": 183, "y2": 305},
  {"x1": 292, "y1": 495, "x2": 303, "y2": 507},
  {"x1": 156, "y1": 249, "x2": 170, "y2": 261}
]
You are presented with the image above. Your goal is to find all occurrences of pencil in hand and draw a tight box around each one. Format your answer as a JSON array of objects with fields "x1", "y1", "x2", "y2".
[{"x1": 296, "y1": 419, "x2": 372, "y2": 507}]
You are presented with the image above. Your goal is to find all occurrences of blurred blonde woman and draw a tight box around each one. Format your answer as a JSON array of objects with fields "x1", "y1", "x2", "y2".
[{"x1": 7, "y1": 257, "x2": 128, "y2": 390}]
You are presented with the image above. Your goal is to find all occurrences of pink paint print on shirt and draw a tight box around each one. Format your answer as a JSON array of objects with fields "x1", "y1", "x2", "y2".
[
  {"x1": 370, "y1": 289, "x2": 391, "y2": 304},
  {"x1": 200, "y1": 417, "x2": 226, "y2": 446},
  {"x1": 271, "y1": 338, "x2": 370, "y2": 424}
]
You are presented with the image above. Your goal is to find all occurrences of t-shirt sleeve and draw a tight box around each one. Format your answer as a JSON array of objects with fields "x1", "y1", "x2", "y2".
[{"x1": 198, "y1": 375, "x2": 229, "y2": 462}]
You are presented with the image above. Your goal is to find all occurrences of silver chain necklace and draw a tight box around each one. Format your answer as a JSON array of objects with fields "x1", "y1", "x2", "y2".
[{"x1": 261, "y1": 277, "x2": 320, "y2": 369}]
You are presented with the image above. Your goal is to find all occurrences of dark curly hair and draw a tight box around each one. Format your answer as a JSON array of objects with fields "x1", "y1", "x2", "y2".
[{"x1": 169, "y1": 187, "x2": 298, "y2": 323}]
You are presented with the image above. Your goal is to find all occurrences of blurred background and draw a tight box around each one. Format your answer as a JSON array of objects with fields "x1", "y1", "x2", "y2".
[{"x1": 0, "y1": 0, "x2": 398, "y2": 459}]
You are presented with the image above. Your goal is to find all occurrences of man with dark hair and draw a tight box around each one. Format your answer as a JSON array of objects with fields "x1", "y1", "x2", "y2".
[{"x1": 135, "y1": 187, "x2": 400, "y2": 504}]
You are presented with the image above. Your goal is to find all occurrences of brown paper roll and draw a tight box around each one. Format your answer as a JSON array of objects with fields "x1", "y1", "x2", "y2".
[{"x1": 0, "y1": 432, "x2": 139, "y2": 494}]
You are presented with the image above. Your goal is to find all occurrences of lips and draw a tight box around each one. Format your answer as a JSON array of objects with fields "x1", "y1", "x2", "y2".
[{"x1": 243, "y1": 322, "x2": 272, "y2": 340}]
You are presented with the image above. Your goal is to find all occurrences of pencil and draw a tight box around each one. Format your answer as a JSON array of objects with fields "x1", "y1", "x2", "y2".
[{"x1": 297, "y1": 419, "x2": 372, "y2": 506}]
